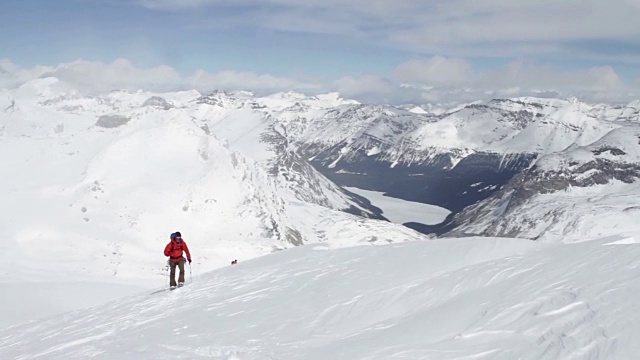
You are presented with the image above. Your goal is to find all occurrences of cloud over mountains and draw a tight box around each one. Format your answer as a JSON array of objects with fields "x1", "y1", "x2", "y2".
[{"x1": 1, "y1": 56, "x2": 638, "y2": 105}]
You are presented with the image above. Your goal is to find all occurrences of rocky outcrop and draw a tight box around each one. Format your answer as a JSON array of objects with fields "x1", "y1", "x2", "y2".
[
  {"x1": 96, "y1": 115, "x2": 131, "y2": 128},
  {"x1": 142, "y1": 96, "x2": 172, "y2": 110}
]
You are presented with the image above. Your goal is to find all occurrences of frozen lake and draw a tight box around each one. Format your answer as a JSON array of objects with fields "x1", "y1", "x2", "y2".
[{"x1": 344, "y1": 186, "x2": 451, "y2": 225}]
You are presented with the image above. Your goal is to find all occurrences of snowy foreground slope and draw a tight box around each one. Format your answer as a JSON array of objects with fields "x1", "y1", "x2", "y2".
[{"x1": 3, "y1": 236, "x2": 640, "y2": 359}]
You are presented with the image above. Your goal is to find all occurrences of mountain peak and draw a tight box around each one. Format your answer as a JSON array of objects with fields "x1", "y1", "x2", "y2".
[
  {"x1": 315, "y1": 92, "x2": 359, "y2": 105},
  {"x1": 266, "y1": 91, "x2": 309, "y2": 100},
  {"x1": 627, "y1": 99, "x2": 640, "y2": 108},
  {"x1": 14, "y1": 77, "x2": 78, "y2": 100}
]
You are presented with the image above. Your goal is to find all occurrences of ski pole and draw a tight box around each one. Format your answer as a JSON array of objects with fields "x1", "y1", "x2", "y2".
[
  {"x1": 189, "y1": 262, "x2": 192, "y2": 283},
  {"x1": 166, "y1": 261, "x2": 170, "y2": 289}
]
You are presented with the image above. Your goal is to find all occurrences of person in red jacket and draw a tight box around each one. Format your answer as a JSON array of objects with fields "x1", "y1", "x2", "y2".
[{"x1": 164, "y1": 231, "x2": 191, "y2": 288}]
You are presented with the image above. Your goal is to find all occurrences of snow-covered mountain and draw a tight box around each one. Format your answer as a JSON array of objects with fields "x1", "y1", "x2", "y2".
[
  {"x1": 6, "y1": 78, "x2": 640, "y2": 246},
  {"x1": 445, "y1": 125, "x2": 640, "y2": 242}
]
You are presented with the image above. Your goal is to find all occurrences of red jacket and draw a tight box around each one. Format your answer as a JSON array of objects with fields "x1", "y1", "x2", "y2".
[{"x1": 164, "y1": 239, "x2": 191, "y2": 263}]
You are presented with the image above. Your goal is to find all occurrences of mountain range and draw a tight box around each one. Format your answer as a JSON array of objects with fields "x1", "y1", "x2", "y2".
[{"x1": 4, "y1": 77, "x2": 640, "y2": 249}]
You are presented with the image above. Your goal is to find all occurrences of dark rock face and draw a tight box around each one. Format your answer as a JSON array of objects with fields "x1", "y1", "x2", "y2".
[
  {"x1": 197, "y1": 92, "x2": 246, "y2": 108},
  {"x1": 462, "y1": 102, "x2": 544, "y2": 130},
  {"x1": 96, "y1": 115, "x2": 130, "y2": 128},
  {"x1": 591, "y1": 146, "x2": 626, "y2": 156},
  {"x1": 142, "y1": 96, "x2": 172, "y2": 110}
]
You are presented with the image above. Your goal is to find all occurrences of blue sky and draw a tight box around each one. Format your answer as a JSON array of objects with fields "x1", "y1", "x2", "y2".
[
  {"x1": 1, "y1": 0, "x2": 414, "y2": 78},
  {"x1": 2, "y1": 0, "x2": 640, "y2": 103}
]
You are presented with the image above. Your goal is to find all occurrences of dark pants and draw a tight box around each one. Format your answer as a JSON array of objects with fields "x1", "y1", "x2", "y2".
[{"x1": 169, "y1": 259, "x2": 185, "y2": 287}]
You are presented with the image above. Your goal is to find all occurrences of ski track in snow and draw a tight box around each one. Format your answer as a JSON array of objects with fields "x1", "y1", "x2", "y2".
[{"x1": 2, "y1": 236, "x2": 640, "y2": 359}]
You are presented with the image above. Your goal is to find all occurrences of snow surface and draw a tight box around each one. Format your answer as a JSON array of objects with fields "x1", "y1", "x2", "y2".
[
  {"x1": 3, "y1": 236, "x2": 640, "y2": 359},
  {"x1": 344, "y1": 186, "x2": 451, "y2": 225},
  {"x1": 209, "y1": 108, "x2": 274, "y2": 163},
  {"x1": 0, "y1": 282, "x2": 146, "y2": 328}
]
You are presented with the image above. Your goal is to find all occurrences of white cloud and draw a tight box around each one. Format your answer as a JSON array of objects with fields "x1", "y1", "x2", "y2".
[
  {"x1": 583, "y1": 66, "x2": 625, "y2": 91},
  {"x1": 386, "y1": 57, "x2": 636, "y2": 104},
  {"x1": 43, "y1": 59, "x2": 182, "y2": 94},
  {"x1": 2, "y1": 57, "x2": 638, "y2": 105},
  {"x1": 393, "y1": 56, "x2": 472, "y2": 86},
  {"x1": 1, "y1": 58, "x2": 318, "y2": 96},
  {"x1": 333, "y1": 74, "x2": 394, "y2": 96},
  {"x1": 389, "y1": 1, "x2": 640, "y2": 49},
  {"x1": 137, "y1": 0, "x2": 640, "y2": 61},
  {"x1": 187, "y1": 69, "x2": 319, "y2": 94},
  {"x1": 332, "y1": 73, "x2": 486, "y2": 105},
  {"x1": 475, "y1": 60, "x2": 627, "y2": 95},
  {"x1": 0, "y1": 59, "x2": 53, "y2": 90}
]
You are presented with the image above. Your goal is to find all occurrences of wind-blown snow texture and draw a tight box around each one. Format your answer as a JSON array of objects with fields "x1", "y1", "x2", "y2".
[{"x1": 3, "y1": 236, "x2": 640, "y2": 359}]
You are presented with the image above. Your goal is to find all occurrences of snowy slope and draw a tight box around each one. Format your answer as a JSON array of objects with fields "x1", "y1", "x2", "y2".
[
  {"x1": 448, "y1": 181, "x2": 640, "y2": 243},
  {"x1": 487, "y1": 99, "x2": 618, "y2": 154},
  {"x1": 3, "y1": 235, "x2": 640, "y2": 359},
  {"x1": 426, "y1": 97, "x2": 623, "y2": 156}
]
